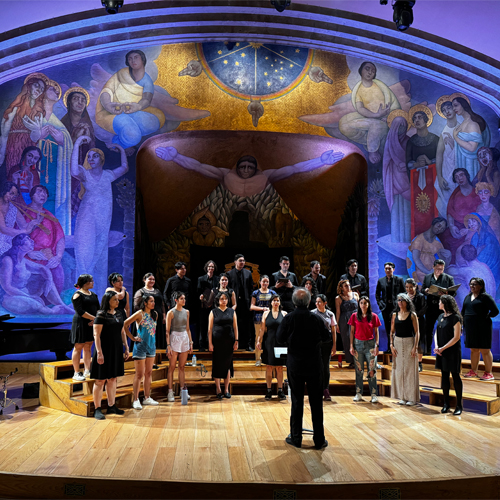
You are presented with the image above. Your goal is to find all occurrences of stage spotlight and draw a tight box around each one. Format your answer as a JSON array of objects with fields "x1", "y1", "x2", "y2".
[
  {"x1": 271, "y1": 0, "x2": 291, "y2": 13},
  {"x1": 393, "y1": 1, "x2": 415, "y2": 31},
  {"x1": 102, "y1": 0, "x2": 124, "y2": 14}
]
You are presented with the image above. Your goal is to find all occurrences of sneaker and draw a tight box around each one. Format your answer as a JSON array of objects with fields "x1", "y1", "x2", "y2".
[
  {"x1": 255, "y1": 359, "x2": 262, "y2": 366},
  {"x1": 463, "y1": 369, "x2": 478, "y2": 378},
  {"x1": 265, "y1": 390, "x2": 273, "y2": 401},
  {"x1": 83, "y1": 370, "x2": 91, "y2": 378},
  {"x1": 480, "y1": 372, "x2": 495, "y2": 381},
  {"x1": 94, "y1": 407, "x2": 105, "y2": 420},
  {"x1": 277, "y1": 389, "x2": 287, "y2": 400},
  {"x1": 167, "y1": 390, "x2": 175, "y2": 402},
  {"x1": 323, "y1": 389, "x2": 331, "y2": 401},
  {"x1": 418, "y1": 362, "x2": 423, "y2": 372},
  {"x1": 107, "y1": 404, "x2": 125, "y2": 415},
  {"x1": 73, "y1": 372, "x2": 85, "y2": 381},
  {"x1": 353, "y1": 393, "x2": 363, "y2": 402},
  {"x1": 132, "y1": 399, "x2": 142, "y2": 410},
  {"x1": 371, "y1": 395, "x2": 379, "y2": 404},
  {"x1": 142, "y1": 397, "x2": 159, "y2": 406},
  {"x1": 398, "y1": 400, "x2": 407, "y2": 405},
  {"x1": 406, "y1": 401, "x2": 417, "y2": 406}
]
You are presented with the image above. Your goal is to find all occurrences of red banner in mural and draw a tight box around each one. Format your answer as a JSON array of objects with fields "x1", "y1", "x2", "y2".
[{"x1": 410, "y1": 164, "x2": 439, "y2": 239}]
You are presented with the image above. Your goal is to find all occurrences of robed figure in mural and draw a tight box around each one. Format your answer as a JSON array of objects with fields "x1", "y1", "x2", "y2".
[
  {"x1": 155, "y1": 147, "x2": 345, "y2": 197},
  {"x1": 338, "y1": 62, "x2": 401, "y2": 164},
  {"x1": 22, "y1": 80, "x2": 73, "y2": 234},
  {"x1": 71, "y1": 136, "x2": 129, "y2": 297},
  {"x1": 0, "y1": 73, "x2": 48, "y2": 179}
]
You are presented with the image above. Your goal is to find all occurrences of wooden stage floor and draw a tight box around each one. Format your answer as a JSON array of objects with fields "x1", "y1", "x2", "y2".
[{"x1": 1, "y1": 373, "x2": 500, "y2": 499}]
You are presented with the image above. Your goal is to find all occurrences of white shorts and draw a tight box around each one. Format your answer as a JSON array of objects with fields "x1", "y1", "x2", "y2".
[{"x1": 170, "y1": 330, "x2": 190, "y2": 353}]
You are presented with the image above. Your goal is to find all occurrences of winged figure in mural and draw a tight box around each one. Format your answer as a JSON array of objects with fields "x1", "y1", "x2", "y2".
[{"x1": 155, "y1": 146, "x2": 345, "y2": 198}]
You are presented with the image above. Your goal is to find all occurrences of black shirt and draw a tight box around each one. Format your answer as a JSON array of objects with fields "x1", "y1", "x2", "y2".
[
  {"x1": 163, "y1": 275, "x2": 191, "y2": 309},
  {"x1": 270, "y1": 270, "x2": 299, "y2": 287},
  {"x1": 302, "y1": 272, "x2": 327, "y2": 295},
  {"x1": 276, "y1": 306, "x2": 329, "y2": 371}
]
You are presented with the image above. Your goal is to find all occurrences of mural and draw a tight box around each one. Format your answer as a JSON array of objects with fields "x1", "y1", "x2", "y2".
[{"x1": 0, "y1": 41, "x2": 499, "y2": 342}]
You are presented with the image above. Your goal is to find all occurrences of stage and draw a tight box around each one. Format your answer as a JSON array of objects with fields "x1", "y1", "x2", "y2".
[{"x1": 1, "y1": 369, "x2": 500, "y2": 499}]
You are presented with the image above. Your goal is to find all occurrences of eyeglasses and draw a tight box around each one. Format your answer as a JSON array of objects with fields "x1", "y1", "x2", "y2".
[{"x1": 397, "y1": 299, "x2": 403, "y2": 302}]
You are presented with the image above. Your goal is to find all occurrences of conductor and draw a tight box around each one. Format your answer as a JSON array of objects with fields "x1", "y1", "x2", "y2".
[{"x1": 277, "y1": 288, "x2": 329, "y2": 449}]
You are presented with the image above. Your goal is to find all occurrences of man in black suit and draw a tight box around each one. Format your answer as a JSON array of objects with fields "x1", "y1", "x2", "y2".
[
  {"x1": 422, "y1": 259, "x2": 456, "y2": 355},
  {"x1": 340, "y1": 259, "x2": 369, "y2": 297},
  {"x1": 375, "y1": 262, "x2": 405, "y2": 348},
  {"x1": 302, "y1": 260, "x2": 327, "y2": 295},
  {"x1": 277, "y1": 288, "x2": 329, "y2": 449},
  {"x1": 196, "y1": 260, "x2": 219, "y2": 351},
  {"x1": 270, "y1": 255, "x2": 298, "y2": 313},
  {"x1": 227, "y1": 254, "x2": 255, "y2": 351}
]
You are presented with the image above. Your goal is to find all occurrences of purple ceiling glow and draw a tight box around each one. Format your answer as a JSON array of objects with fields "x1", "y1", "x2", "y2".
[{"x1": 1, "y1": 1, "x2": 500, "y2": 62}]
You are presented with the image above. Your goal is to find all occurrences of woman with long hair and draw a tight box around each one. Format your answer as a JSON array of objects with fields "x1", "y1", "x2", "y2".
[
  {"x1": 336, "y1": 279, "x2": 360, "y2": 368},
  {"x1": 90, "y1": 291, "x2": 129, "y2": 419},
  {"x1": 390, "y1": 293, "x2": 420, "y2": 406},
  {"x1": 124, "y1": 295, "x2": 158, "y2": 409},
  {"x1": 462, "y1": 277, "x2": 499, "y2": 380},
  {"x1": 209, "y1": 291, "x2": 238, "y2": 399},
  {"x1": 166, "y1": 291, "x2": 193, "y2": 402},
  {"x1": 257, "y1": 295, "x2": 287, "y2": 400},
  {"x1": 405, "y1": 278, "x2": 427, "y2": 371},
  {"x1": 312, "y1": 294, "x2": 338, "y2": 401},
  {"x1": 210, "y1": 272, "x2": 236, "y2": 309},
  {"x1": 250, "y1": 275, "x2": 277, "y2": 366},
  {"x1": 348, "y1": 296, "x2": 381, "y2": 403},
  {"x1": 452, "y1": 96, "x2": 489, "y2": 180},
  {"x1": 133, "y1": 273, "x2": 166, "y2": 349},
  {"x1": 106, "y1": 272, "x2": 130, "y2": 319},
  {"x1": 70, "y1": 274, "x2": 99, "y2": 381},
  {"x1": 435, "y1": 295, "x2": 464, "y2": 415}
]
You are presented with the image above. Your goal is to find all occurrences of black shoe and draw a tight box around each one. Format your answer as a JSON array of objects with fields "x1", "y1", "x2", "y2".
[
  {"x1": 315, "y1": 440, "x2": 328, "y2": 450},
  {"x1": 246, "y1": 346, "x2": 255, "y2": 352},
  {"x1": 277, "y1": 389, "x2": 287, "y2": 400},
  {"x1": 453, "y1": 405, "x2": 463, "y2": 415},
  {"x1": 224, "y1": 392, "x2": 231, "y2": 399},
  {"x1": 265, "y1": 390, "x2": 273, "y2": 401},
  {"x1": 441, "y1": 404, "x2": 450, "y2": 414},
  {"x1": 285, "y1": 434, "x2": 301, "y2": 448},
  {"x1": 418, "y1": 362, "x2": 423, "y2": 372},
  {"x1": 94, "y1": 407, "x2": 106, "y2": 420},
  {"x1": 347, "y1": 362, "x2": 355, "y2": 369},
  {"x1": 107, "y1": 404, "x2": 125, "y2": 415},
  {"x1": 216, "y1": 392, "x2": 224, "y2": 400}
]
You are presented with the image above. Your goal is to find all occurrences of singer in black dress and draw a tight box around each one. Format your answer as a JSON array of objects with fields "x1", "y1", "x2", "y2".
[
  {"x1": 258, "y1": 295, "x2": 288, "y2": 400},
  {"x1": 209, "y1": 291, "x2": 239, "y2": 399}
]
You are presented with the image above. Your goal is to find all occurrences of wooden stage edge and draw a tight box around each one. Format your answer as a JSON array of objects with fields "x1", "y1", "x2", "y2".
[{"x1": 1, "y1": 471, "x2": 499, "y2": 500}]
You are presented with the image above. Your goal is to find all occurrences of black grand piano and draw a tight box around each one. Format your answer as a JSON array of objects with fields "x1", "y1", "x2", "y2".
[{"x1": 0, "y1": 314, "x2": 72, "y2": 360}]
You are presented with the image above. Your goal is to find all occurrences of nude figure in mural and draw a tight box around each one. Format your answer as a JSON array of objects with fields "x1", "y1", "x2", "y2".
[{"x1": 154, "y1": 147, "x2": 344, "y2": 198}]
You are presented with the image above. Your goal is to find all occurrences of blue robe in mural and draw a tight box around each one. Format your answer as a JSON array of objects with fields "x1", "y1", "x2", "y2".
[{"x1": 455, "y1": 127, "x2": 491, "y2": 181}]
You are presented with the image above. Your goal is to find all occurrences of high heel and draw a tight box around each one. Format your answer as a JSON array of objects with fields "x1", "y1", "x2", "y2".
[
  {"x1": 453, "y1": 405, "x2": 463, "y2": 415},
  {"x1": 441, "y1": 404, "x2": 450, "y2": 414}
]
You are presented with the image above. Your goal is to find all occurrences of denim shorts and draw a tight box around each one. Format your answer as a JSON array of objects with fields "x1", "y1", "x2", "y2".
[{"x1": 133, "y1": 339, "x2": 156, "y2": 359}]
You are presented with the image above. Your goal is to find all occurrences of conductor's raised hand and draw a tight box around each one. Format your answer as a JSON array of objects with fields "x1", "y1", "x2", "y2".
[
  {"x1": 156, "y1": 146, "x2": 178, "y2": 162},
  {"x1": 321, "y1": 150, "x2": 345, "y2": 165}
]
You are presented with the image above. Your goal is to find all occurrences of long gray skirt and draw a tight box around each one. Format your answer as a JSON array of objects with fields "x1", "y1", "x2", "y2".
[{"x1": 391, "y1": 336, "x2": 420, "y2": 402}]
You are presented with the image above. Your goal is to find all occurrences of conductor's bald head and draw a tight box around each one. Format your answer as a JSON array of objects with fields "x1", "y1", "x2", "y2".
[{"x1": 292, "y1": 288, "x2": 311, "y2": 308}]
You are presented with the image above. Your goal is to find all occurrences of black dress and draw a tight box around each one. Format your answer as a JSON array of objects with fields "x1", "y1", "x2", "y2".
[
  {"x1": 262, "y1": 311, "x2": 286, "y2": 366},
  {"x1": 117, "y1": 292, "x2": 128, "y2": 318},
  {"x1": 70, "y1": 291, "x2": 99, "y2": 344},
  {"x1": 435, "y1": 313, "x2": 462, "y2": 373},
  {"x1": 461, "y1": 293, "x2": 499, "y2": 349},
  {"x1": 211, "y1": 307, "x2": 235, "y2": 379},
  {"x1": 134, "y1": 288, "x2": 166, "y2": 349},
  {"x1": 90, "y1": 311, "x2": 125, "y2": 380}
]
